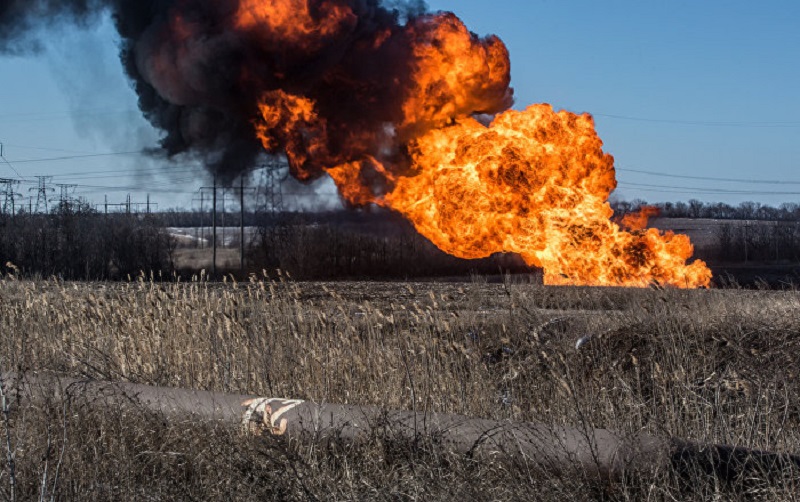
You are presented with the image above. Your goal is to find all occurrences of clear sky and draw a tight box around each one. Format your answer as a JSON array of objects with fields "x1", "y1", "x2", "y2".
[{"x1": 1, "y1": 0, "x2": 798, "y2": 211}]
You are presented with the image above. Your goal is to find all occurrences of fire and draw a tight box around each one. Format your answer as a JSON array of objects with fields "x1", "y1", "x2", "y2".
[
  {"x1": 243, "y1": 7, "x2": 711, "y2": 288},
  {"x1": 385, "y1": 105, "x2": 711, "y2": 287},
  {"x1": 235, "y1": 0, "x2": 357, "y2": 48},
  {"x1": 399, "y1": 13, "x2": 512, "y2": 136},
  {"x1": 621, "y1": 206, "x2": 661, "y2": 231},
  {"x1": 4, "y1": 0, "x2": 712, "y2": 286},
  {"x1": 254, "y1": 90, "x2": 328, "y2": 180}
]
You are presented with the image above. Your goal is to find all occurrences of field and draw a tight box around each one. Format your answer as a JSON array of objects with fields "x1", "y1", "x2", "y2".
[{"x1": 1, "y1": 275, "x2": 799, "y2": 500}]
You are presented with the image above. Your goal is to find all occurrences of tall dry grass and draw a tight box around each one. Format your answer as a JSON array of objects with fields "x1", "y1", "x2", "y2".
[{"x1": 0, "y1": 272, "x2": 799, "y2": 500}]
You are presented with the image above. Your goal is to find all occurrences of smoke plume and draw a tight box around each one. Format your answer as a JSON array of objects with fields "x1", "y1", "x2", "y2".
[{"x1": 1, "y1": 0, "x2": 512, "y2": 183}]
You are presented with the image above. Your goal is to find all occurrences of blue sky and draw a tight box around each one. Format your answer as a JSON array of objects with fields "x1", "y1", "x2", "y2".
[{"x1": 1, "y1": 0, "x2": 799, "y2": 211}]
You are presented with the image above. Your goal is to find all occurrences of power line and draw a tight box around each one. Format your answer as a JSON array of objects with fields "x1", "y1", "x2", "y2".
[
  {"x1": 614, "y1": 185, "x2": 797, "y2": 196},
  {"x1": 45, "y1": 173, "x2": 204, "y2": 185},
  {"x1": 4, "y1": 177, "x2": 204, "y2": 195},
  {"x1": 0, "y1": 143, "x2": 103, "y2": 155},
  {"x1": 0, "y1": 143, "x2": 204, "y2": 181},
  {"x1": 5, "y1": 150, "x2": 146, "y2": 164},
  {"x1": 0, "y1": 109, "x2": 140, "y2": 124},
  {"x1": 617, "y1": 166, "x2": 800, "y2": 185},
  {"x1": 70, "y1": 183, "x2": 198, "y2": 194},
  {"x1": 0, "y1": 143, "x2": 24, "y2": 179},
  {"x1": 45, "y1": 164, "x2": 201, "y2": 177},
  {"x1": 617, "y1": 182, "x2": 800, "y2": 196},
  {"x1": 0, "y1": 107, "x2": 136, "y2": 119},
  {"x1": 0, "y1": 156, "x2": 23, "y2": 179},
  {"x1": 594, "y1": 112, "x2": 800, "y2": 128},
  {"x1": 46, "y1": 168, "x2": 205, "y2": 183}
]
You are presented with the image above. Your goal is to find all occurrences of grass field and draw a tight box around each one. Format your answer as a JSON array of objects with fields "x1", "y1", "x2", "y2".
[{"x1": 1, "y1": 274, "x2": 799, "y2": 500}]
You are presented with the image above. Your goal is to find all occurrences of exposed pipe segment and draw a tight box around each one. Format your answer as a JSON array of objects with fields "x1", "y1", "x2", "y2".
[{"x1": 2, "y1": 373, "x2": 797, "y2": 483}]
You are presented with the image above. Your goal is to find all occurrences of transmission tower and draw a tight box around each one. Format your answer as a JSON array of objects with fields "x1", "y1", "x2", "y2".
[
  {"x1": 260, "y1": 156, "x2": 288, "y2": 216},
  {"x1": 0, "y1": 178, "x2": 22, "y2": 215},
  {"x1": 56, "y1": 183, "x2": 78, "y2": 211},
  {"x1": 29, "y1": 176, "x2": 54, "y2": 214}
]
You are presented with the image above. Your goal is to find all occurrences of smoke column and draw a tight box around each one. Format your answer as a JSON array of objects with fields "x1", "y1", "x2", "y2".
[{"x1": 1, "y1": 0, "x2": 509, "y2": 182}]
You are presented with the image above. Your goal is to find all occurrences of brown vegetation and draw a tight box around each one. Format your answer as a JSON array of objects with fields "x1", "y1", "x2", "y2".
[
  {"x1": 0, "y1": 206, "x2": 174, "y2": 280},
  {"x1": 1, "y1": 274, "x2": 799, "y2": 500},
  {"x1": 247, "y1": 214, "x2": 534, "y2": 280},
  {"x1": 173, "y1": 248, "x2": 242, "y2": 272}
]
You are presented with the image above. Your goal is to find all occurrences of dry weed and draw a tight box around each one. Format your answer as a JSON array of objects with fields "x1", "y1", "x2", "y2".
[{"x1": 0, "y1": 275, "x2": 798, "y2": 500}]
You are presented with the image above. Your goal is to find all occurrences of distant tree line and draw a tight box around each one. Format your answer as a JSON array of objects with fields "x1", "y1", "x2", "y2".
[
  {"x1": 247, "y1": 210, "x2": 532, "y2": 279},
  {"x1": 611, "y1": 199, "x2": 800, "y2": 221},
  {"x1": 712, "y1": 221, "x2": 800, "y2": 263},
  {"x1": 0, "y1": 201, "x2": 174, "y2": 280},
  {"x1": 682, "y1": 219, "x2": 800, "y2": 265},
  {"x1": 158, "y1": 208, "x2": 262, "y2": 228},
  {"x1": 5, "y1": 197, "x2": 800, "y2": 281},
  {"x1": 611, "y1": 199, "x2": 800, "y2": 266},
  {"x1": 159, "y1": 199, "x2": 800, "y2": 230}
]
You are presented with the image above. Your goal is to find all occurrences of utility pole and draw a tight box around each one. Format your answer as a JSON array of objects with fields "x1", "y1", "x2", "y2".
[
  {"x1": 95, "y1": 200, "x2": 127, "y2": 213},
  {"x1": 138, "y1": 201, "x2": 157, "y2": 213},
  {"x1": 97, "y1": 196, "x2": 147, "y2": 215},
  {"x1": 221, "y1": 187, "x2": 226, "y2": 254},
  {"x1": 200, "y1": 191, "x2": 204, "y2": 249},
  {"x1": 200, "y1": 177, "x2": 256, "y2": 277},
  {"x1": 191, "y1": 195, "x2": 205, "y2": 249},
  {"x1": 240, "y1": 177, "x2": 245, "y2": 272},
  {"x1": 235, "y1": 177, "x2": 257, "y2": 274},
  {"x1": 199, "y1": 182, "x2": 218, "y2": 276},
  {"x1": 743, "y1": 222, "x2": 749, "y2": 263},
  {"x1": 212, "y1": 175, "x2": 217, "y2": 277}
]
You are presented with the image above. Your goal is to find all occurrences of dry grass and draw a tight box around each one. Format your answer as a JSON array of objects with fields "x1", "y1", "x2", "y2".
[
  {"x1": 172, "y1": 248, "x2": 242, "y2": 271},
  {"x1": 1, "y1": 273, "x2": 799, "y2": 500}
]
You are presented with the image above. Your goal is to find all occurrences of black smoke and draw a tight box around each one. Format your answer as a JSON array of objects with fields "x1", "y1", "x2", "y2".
[
  {"x1": 0, "y1": 0, "x2": 108, "y2": 53},
  {"x1": 1, "y1": 0, "x2": 512, "y2": 186}
]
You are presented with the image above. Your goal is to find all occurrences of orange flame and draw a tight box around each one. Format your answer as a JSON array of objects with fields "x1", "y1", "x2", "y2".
[
  {"x1": 326, "y1": 105, "x2": 711, "y2": 288},
  {"x1": 254, "y1": 90, "x2": 328, "y2": 180},
  {"x1": 243, "y1": 8, "x2": 711, "y2": 288},
  {"x1": 383, "y1": 105, "x2": 710, "y2": 287},
  {"x1": 621, "y1": 206, "x2": 660, "y2": 231},
  {"x1": 236, "y1": 0, "x2": 357, "y2": 48},
  {"x1": 399, "y1": 12, "x2": 512, "y2": 136}
]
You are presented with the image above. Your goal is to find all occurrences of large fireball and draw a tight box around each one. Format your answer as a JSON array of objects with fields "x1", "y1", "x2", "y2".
[{"x1": 385, "y1": 105, "x2": 711, "y2": 288}]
